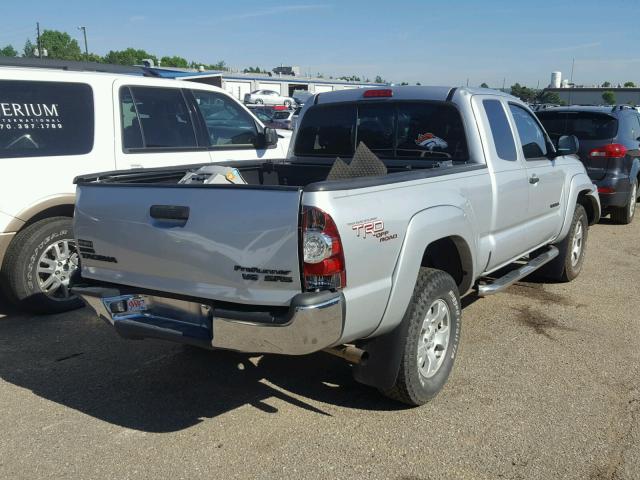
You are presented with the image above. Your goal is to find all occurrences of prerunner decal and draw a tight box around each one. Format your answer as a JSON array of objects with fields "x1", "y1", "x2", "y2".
[{"x1": 415, "y1": 133, "x2": 448, "y2": 151}]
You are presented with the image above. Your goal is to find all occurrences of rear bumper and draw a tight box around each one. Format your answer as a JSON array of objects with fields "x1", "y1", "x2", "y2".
[
  {"x1": 72, "y1": 285, "x2": 345, "y2": 355},
  {"x1": 593, "y1": 175, "x2": 632, "y2": 209}
]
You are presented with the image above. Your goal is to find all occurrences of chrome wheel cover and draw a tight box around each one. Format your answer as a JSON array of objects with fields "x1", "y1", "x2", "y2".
[
  {"x1": 570, "y1": 221, "x2": 584, "y2": 267},
  {"x1": 417, "y1": 299, "x2": 451, "y2": 379},
  {"x1": 36, "y1": 239, "x2": 79, "y2": 300}
]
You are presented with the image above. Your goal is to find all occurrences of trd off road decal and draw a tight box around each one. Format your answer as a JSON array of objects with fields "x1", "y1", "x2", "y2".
[
  {"x1": 0, "y1": 102, "x2": 62, "y2": 131},
  {"x1": 415, "y1": 133, "x2": 448, "y2": 151},
  {"x1": 348, "y1": 218, "x2": 398, "y2": 243}
]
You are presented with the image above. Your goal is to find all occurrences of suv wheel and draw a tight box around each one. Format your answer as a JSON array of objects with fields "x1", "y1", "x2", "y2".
[
  {"x1": 0, "y1": 217, "x2": 83, "y2": 314},
  {"x1": 380, "y1": 268, "x2": 461, "y2": 406},
  {"x1": 611, "y1": 178, "x2": 637, "y2": 224},
  {"x1": 284, "y1": 100, "x2": 292, "y2": 108}
]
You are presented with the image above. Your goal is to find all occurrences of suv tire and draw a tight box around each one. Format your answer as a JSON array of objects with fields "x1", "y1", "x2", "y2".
[
  {"x1": 0, "y1": 217, "x2": 83, "y2": 314},
  {"x1": 611, "y1": 178, "x2": 637, "y2": 225},
  {"x1": 381, "y1": 268, "x2": 461, "y2": 406}
]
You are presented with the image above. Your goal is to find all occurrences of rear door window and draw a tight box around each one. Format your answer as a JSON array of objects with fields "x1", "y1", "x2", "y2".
[
  {"x1": 0, "y1": 80, "x2": 94, "y2": 158},
  {"x1": 122, "y1": 86, "x2": 197, "y2": 150},
  {"x1": 482, "y1": 99, "x2": 517, "y2": 161},
  {"x1": 295, "y1": 101, "x2": 468, "y2": 161},
  {"x1": 191, "y1": 90, "x2": 258, "y2": 147},
  {"x1": 509, "y1": 104, "x2": 548, "y2": 159},
  {"x1": 536, "y1": 111, "x2": 618, "y2": 141}
]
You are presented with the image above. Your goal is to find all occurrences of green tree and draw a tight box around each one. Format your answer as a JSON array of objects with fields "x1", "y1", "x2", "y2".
[
  {"x1": 400, "y1": 81, "x2": 409, "y2": 86},
  {"x1": 84, "y1": 53, "x2": 104, "y2": 63},
  {"x1": 0, "y1": 44, "x2": 18, "y2": 57},
  {"x1": 339, "y1": 75, "x2": 361, "y2": 82},
  {"x1": 538, "y1": 90, "x2": 562, "y2": 104},
  {"x1": 510, "y1": 83, "x2": 537, "y2": 103},
  {"x1": 480, "y1": 82, "x2": 489, "y2": 88},
  {"x1": 624, "y1": 81, "x2": 636, "y2": 88},
  {"x1": 602, "y1": 91, "x2": 616, "y2": 105},
  {"x1": 39, "y1": 30, "x2": 82, "y2": 60},
  {"x1": 601, "y1": 81, "x2": 611, "y2": 88},
  {"x1": 160, "y1": 55, "x2": 188, "y2": 68},
  {"x1": 104, "y1": 48, "x2": 157, "y2": 65},
  {"x1": 23, "y1": 39, "x2": 36, "y2": 57},
  {"x1": 416, "y1": 82, "x2": 421, "y2": 85},
  {"x1": 374, "y1": 75, "x2": 385, "y2": 84}
]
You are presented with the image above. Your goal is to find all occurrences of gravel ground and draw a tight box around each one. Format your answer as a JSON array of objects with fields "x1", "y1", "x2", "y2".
[{"x1": 0, "y1": 218, "x2": 638, "y2": 480}]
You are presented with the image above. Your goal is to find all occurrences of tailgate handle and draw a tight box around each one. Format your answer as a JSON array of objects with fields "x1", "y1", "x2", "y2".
[{"x1": 150, "y1": 205, "x2": 190, "y2": 221}]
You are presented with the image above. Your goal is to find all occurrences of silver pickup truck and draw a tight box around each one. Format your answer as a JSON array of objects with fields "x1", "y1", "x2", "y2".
[{"x1": 71, "y1": 86, "x2": 600, "y2": 406}]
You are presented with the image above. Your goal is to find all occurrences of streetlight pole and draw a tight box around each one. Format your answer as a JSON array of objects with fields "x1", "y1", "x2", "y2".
[{"x1": 78, "y1": 26, "x2": 88, "y2": 58}]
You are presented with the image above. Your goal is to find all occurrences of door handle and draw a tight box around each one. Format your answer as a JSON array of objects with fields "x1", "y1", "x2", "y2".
[
  {"x1": 150, "y1": 205, "x2": 190, "y2": 221},
  {"x1": 529, "y1": 174, "x2": 540, "y2": 185}
]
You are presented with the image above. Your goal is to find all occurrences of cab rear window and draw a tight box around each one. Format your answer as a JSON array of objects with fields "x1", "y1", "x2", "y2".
[
  {"x1": 0, "y1": 80, "x2": 94, "y2": 158},
  {"x1": 536, "y1": 111, "x2": 618, "y2": 141},
  {"x1": 294, "y1": 101, "x2": 468, "y2": 162}
]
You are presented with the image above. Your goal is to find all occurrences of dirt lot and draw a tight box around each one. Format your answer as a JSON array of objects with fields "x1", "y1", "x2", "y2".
[{"x1": 1, "y1": 218, "x2": 638, "y2": 480}]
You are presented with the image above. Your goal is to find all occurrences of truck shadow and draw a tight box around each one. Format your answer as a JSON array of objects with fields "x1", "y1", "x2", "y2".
[{"x1": 0, "y1": 302, "x2": 406, "y2": 433}]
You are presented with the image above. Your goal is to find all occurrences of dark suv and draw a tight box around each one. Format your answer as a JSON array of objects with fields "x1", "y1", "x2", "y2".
[{"x1": 536, "y1": 105, "x2": 640, "y2": 224}]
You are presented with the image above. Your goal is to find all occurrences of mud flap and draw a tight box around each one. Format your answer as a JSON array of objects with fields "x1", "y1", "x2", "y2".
[{"x1": 352, "y1": 316, "x2": 411, "y2": 391}]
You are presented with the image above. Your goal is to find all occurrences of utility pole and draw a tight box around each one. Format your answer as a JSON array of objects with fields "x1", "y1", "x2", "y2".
[
  {"x1": 36, "y1": 22, "x2": 42, "y2": 59},
  {"x1": 78, "y1": 26, "x2": 88, "y2": 58},
  {"x1": 569, "y1": 57, "x2": 575, "y2": 84},
  {"x1": 502, "y1": 77, "x2": 506, "y2": 91}
]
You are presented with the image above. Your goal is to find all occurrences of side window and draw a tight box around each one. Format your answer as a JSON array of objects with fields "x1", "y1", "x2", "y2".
[
  {"x1": 192, "y1": 90, "x2": 259, "y2": 147},
  {"x1": 0, "y1": 80, "x2": 94, "y2": 158},
  {"x1": 123, "y1": 86, "x2": 197, "y2": 150},
  {"x1": 482, "y1": 99, "x2": 517, "y2": 161},
  {"x1": 509, "y1": 104, "x2": 548, "y2": 159},
  {"x1": 636, "y1": 115, "x2": 640, "y2": 140},
  {"x1": 120, "y1": 88, "x2": 143, "y2": 149}
]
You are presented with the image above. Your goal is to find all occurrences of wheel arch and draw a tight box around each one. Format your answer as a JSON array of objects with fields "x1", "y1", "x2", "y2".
[{"x1": 6, "y1": 195, "x2": 75, "y2": 232}]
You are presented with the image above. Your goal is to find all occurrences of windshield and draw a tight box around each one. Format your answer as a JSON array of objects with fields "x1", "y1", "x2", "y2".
[
  {"x1": 294, "y1": 101, "x2": 469, "y2": 161},
  {"x1": 536, "y1": 111, "x2": 619, "y2": 140}
]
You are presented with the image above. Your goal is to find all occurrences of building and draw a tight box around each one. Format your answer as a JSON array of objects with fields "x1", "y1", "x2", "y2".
[
  {"x1": 154, "y1": 68, "x2": 386, "y2": 100},
  {"x1": 544, "y1": 87, "x2": 640, "y2": 106}
]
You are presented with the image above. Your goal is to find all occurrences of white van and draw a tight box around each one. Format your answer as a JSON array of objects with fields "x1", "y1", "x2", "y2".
[{"x1": 0, "y1": 66, "x2": 290, "y2": 313}]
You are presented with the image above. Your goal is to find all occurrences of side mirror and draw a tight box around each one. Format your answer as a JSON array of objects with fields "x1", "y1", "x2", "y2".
[
  {"x1": 556, "y1": 135, "x2": 579, "y2": 156},
  {"x1": 262, "y1": 127, "x2": 278, "y2": 147}
]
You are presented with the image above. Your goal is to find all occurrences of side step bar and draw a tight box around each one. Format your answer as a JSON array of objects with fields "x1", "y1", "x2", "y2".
[{"x1": 476, "y1": 246, "x2": 559, "y2": 297}]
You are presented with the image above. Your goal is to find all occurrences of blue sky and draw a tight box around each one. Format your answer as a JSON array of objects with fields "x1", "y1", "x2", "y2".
[{"x1": 2, "y1": 0, "x2": 639, "y2": 87}]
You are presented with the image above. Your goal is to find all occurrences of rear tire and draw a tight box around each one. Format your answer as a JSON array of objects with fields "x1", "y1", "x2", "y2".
[
  {"x1": 380, "y1": 268, "x2": 461, "y2": 406},
  {"x1": 610, "y1": 178, "x2": 637, "y2": 225},
  {"x1": 254, "y1": 99, "x2": 263, "y2": 105},
  {"x1": 0, "y1": 217, "x2": 83, "y2": 314},
  {"x1": 284, "y1": 100, "x2": 292, "y2": 108}
]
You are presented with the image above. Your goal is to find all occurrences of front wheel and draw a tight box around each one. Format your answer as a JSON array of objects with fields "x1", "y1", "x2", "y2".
[
  {"x1": 380, "y1": 268, "x2": 461, "y2": 406},
  {"x1": 0, "y1": 217, "x2": 83, "y2": 314}
]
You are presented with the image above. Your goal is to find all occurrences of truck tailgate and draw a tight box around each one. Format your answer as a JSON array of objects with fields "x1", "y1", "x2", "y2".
[{"x1": 74, "y1": 185, "x2": 303, "y2": 306}]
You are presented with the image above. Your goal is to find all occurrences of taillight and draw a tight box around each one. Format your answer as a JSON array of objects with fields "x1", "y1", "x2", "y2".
[
  {"x1": 589, "y1": 143, "x2": 627, "y2": 158},
  {"x1": 598, "y1": 187, "x2": 615, "y2": 194},
  {"x1": 302, "y1": 207, "x2": 346, "y2": 291},
  {"x1": 363, "y1": 89, "x2": 393, "y2": 98}
]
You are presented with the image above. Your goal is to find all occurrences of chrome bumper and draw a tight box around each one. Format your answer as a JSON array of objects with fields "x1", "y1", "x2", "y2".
[{"x1": 72, "y1": 286, "x2": 344, "y2": 355}]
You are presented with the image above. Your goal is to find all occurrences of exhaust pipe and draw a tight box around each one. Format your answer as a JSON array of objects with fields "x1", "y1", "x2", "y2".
[{"x1": 323, "y1": 345, "x2": 368, "y2": 365}]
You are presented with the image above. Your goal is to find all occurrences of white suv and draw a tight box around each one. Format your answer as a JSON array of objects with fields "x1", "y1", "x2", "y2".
[{"x1": 0, "y1": 66, "x2": 290, "y2": 313}]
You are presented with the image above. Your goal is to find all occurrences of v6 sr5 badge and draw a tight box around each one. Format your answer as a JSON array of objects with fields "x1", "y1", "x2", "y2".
[{"x1": 349, "y1": 218, "x2": 398, "y2": 243}]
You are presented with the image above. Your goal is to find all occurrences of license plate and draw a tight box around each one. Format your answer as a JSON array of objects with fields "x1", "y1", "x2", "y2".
[{"x1": 127, "y1": 297, "x2": 147, "y2": 312}]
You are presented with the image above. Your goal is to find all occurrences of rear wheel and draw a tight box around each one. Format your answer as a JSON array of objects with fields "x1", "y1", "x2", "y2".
[
  {"x1": 284, "y1": 100, "x2": 292, "y2": 108},
  {"x1": 380, "y1": 268, "x2": 461, "y2": 406},
  {"x1": 0, "y1": 217, "x2": 83, "y2": 314},
  {"x1": 254, "y1": 99, "x2": 263, "y2": 105},
  {"x1": 611, "y1": 179, "x2": 637, "y2": 225}
]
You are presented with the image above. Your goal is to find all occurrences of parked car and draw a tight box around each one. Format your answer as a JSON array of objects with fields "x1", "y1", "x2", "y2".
[
  {"x1": 244, "y1": 89, "x2": 296, "y2": 107},
  {"x1": 290, "y1": 105, "x2": 303, "y2": 130},
  {"x1": 536, "y1": 105, "x2": 640, "y2": 224},
  {"x1": 72, "y1": 86, "x2": 599, "y2": 406},
  {"x1": 270, "y1": 109, "x2": 296, "y2": 130},
  {"x1": 0, "y1": 66, "x2": 289, "y2": 314}
]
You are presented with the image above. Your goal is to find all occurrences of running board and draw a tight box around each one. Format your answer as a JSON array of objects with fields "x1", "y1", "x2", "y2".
[{"x1": 476, "y1": 246, "x2": 559, "y2": 297}]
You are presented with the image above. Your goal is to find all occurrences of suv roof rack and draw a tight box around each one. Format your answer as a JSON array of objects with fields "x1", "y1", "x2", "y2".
[
  {"x1": 0, "y1": 57, "x2": 156, "y2": 76},
  {"x1": 612, "y1": 104, "x2": 636, "y2": 111}
]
